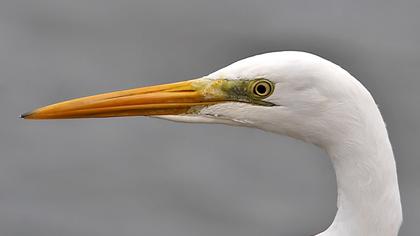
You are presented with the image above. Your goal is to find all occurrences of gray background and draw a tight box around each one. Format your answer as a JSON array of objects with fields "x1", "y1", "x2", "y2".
[{"x1": 1, "y1": 0, "x2": 419, "y2": 235}]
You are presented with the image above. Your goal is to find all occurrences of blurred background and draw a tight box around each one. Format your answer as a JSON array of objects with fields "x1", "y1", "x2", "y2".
[{"x1": 1, "y1": 0, "x2": 419, "y2": 235}]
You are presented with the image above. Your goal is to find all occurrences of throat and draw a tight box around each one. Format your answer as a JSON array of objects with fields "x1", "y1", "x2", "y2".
[{"x1": 318, "y1": 119, "x2": 402, "y2": 235}]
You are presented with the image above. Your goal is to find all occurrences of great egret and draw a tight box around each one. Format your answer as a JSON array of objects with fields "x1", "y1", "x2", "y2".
[{"x1": 22, "y1": 51, "x2": 402, "y2": 236}]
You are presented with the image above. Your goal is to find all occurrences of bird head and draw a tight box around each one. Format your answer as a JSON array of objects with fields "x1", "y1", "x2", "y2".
[{"x1": 22, "y1": 51, "x2": 366, "y2": 146}]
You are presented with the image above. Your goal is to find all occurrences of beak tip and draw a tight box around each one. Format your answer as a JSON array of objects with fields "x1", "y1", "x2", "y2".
[{"x1": 20, "y1": 111, "x2": 33, "y2": 119}]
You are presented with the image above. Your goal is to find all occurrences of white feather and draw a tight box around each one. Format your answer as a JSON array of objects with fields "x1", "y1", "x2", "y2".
[{"x1": 159, "y1": 51, "x2": 402, "y2": 235}]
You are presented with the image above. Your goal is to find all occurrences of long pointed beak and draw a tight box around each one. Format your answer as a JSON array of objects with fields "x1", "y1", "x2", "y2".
[{"x1": 21, "y1": 79, "x2": 229, "y2": 120}]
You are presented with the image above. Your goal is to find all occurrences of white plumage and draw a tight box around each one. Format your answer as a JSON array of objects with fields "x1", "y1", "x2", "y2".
[{"x1": 160, "y1": 52, "x2": 403, "y2": 236}]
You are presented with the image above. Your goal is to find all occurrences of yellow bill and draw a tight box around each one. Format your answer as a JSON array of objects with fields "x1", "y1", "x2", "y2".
[{"x1": 21, "y1": 78, "x2": 274, "y2": 120}]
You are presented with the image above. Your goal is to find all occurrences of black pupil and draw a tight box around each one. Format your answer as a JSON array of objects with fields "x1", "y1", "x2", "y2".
[{"x1": 256, "y1": 84, "x2": 267, "y2": 94}]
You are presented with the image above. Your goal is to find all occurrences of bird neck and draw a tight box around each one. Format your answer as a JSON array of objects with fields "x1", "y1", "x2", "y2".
[{"x1": 318, "y1": 109, "x2": 402, "y2": 236}]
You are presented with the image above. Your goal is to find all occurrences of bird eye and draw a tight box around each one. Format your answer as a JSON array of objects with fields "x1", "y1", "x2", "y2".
[{"x1": 250, "y1": 79, "x2": 274, "y2": 98}]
